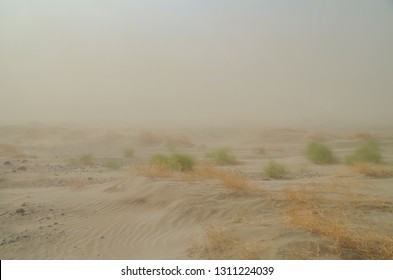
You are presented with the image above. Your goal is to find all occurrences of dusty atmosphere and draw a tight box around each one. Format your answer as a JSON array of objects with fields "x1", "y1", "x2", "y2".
[{"x1": 1, "y1": 0, "x2": 393, "y2": 259}]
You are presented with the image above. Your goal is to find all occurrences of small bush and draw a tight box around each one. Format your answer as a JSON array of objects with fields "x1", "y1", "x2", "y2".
[
  {"x1": 104, "y1": 158, "x2": 123, "y2": 170},
  {"x1": 305, "y1": 141, "x2": 335, "y2": 164},
  {"x1": 149, "y1": 153, "x2": 195, "y2": 172},
  {"x1": 123, "y1": 148, "x2": 135, "y2": 158},
  {"x1": 346, "y1": 140, "x2": 382, "y2": 165},
  {"x1": 264, "y1": 160, "x2": 288, "y2": 179},
  {"x1": 206, "y1": 148, "x2": 238, "y2": 165}
]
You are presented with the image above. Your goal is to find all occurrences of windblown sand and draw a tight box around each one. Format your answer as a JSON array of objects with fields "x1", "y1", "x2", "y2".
[{"x1": 1, "y1": 123, "x2": 392, "y2": 259}]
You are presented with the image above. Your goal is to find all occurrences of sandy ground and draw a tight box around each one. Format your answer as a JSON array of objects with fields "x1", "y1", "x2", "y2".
[{"x1": 1, "y1": 123, "x2": 393, "y2": 259}]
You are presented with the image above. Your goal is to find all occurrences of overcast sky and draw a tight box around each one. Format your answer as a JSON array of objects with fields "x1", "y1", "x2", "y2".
[{"x1": 1, "y1": 0, "x2": 393, "y2": 127}]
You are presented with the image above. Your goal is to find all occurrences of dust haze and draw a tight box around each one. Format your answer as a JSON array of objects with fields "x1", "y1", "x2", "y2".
[{"x1": 1, "y1": 0, "x2": 393, "y2": 129}]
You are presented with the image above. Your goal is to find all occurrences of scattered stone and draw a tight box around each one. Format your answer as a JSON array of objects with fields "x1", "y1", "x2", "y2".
[
  {"x1": 46, "y1": 216, "x2": 52, "y2": 220},
  {"x1": 17, "y1": 166, "x2": 27, "y2": 171},
  {"x1": 22, "y1": 159, "x2": 28, "y2": 163},
  {"x1": 15, "y1": 208, "x2": 25, "y2": 215},
  {"x1": 88, "y1": 177, "x2": 92, "y2": 180},
  {"x1": 54, "y1": 222, "x2": 58, "y2": 225},
  {"x1": 4, "y1": 161, "x2": 12, "y2": 166},
  {"x1": 49, "y1": 209, "x2": 54, "y2": 211},
  {"x1": 60, "y1": 213, "x2": 65, "y2": 216},
  {"x1": 21, "y1": 202, "x2": 27, "y2": 207},
  {"x1": 100, "y1": 235, "x2": 104, "y2": 239}
]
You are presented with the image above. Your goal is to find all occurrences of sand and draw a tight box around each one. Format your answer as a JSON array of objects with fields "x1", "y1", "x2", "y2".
[{"x1": 1, "y1": 123, "x2": 393, "y2": 259}]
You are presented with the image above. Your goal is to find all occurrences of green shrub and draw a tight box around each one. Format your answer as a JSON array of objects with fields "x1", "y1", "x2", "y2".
[
  {"x1": 346, "y1": 140, "x2": 382, "y2": 165},
  {"x1": 264, "y1": 160, "x2": 288, "y2": 179},
  {"x1": 305, "y1": 141, "x2": 335, "y2": 164},
  {"x1": 149, "y1": 153, "x2": 195, "y2": 172},
  {"x1": 123, "y1": 148, "x2": 135, "y2": 158},
  {"x1": 206, "y1": 148, "x2": 237, "y2": 165},
  {"x1": 104, "y1": 158, "x2": 123, "y2": 170}
]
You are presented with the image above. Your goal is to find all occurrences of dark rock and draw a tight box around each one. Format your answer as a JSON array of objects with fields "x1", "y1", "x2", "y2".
[
  {"x1": 4, "y1": 161, "x2": 12, "y2": 166},
  {"x1": 17, "y1": 166, "x2": 27, "y2": 171}
]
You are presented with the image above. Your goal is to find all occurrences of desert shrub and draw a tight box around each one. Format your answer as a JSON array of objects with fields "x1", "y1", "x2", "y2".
[
  {"x1": 104, "y1": 158, "x2": 123, "y2": 170},
  {"x1": 305, "y1": 141, "x2": 335, "y2": 164},
  {"x1": 123, "y1": 148, "x2": 135, "y2": 158},
  {"x1": 206, "y1": 148, "x2": 238, "y2": 165},
  {"x1": 346, "y1": 140, "x2": 382, "y2": 165},
  {"x1": 149, "y1": 153, "x2": 195, "y2": 172},
  {"x1": 264, "y1": 160, "x2": 288, "y2": 179}
]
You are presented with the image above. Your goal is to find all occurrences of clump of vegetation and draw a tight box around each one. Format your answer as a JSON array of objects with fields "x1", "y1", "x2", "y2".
[
  {"x1": 346, "y1": 140, "x2": 382, "y2": 165},
  {"x1": 305, "y1": 141, "x2": 336, "y2": 164},
  {"x1": 263, "y1": 160, "x2": 288, "y2": 179},
  {"x1": 149, "y1": 153, "x2": 195, "y2": 172},
  {"x1": 352, "y1": 162, "x2": 393, "y2": 178},
  {"x1": 194, "y1": 163, "x2": 255, "y2": 192},
  {"x1": 104, "y1": 158, "x2": 123, "y2": 170},
  {"x1": 252, "y1": 147, "x2": 266, "y2": 155},
  {"x1": 123, "y1": 148, "x2": 134, "y2": 158},
  {"x1": 188, "y1": 225, "x2": 260, "y2": 260},
  {"x1": 282, "y1": 178, "x2": 393, "y2": 259},
  {"x1": 68, "y1": 153, "x2": 95, "y2": 167},
  {"x1": 206, "y1": 148, "x2": 238, "y2": 165}
]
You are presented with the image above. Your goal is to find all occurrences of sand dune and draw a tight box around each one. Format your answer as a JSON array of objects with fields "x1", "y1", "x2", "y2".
[{"x1": 1, "y1": 124, "x2": 393, "y2": 259}]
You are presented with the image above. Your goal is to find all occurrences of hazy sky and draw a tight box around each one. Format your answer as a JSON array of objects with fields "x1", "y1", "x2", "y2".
[{"x1": 1, "y1": 0, "x2": 393, "y2": 127}]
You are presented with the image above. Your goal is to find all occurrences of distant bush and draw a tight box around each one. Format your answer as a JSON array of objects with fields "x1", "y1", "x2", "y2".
[
  {"x1": 346, "y1": 140, "x2": 382, "y2": 165},
  {"x1": 123, "y1": 148, "x2": 135, "y2": 158},
  {"x1": 305, "y1": 141, "x2": 335, "y2": 164},
  {"x1": 149, "y1": 153, "x2": 195, "y2": 172},
  {"x1": 206, "y1": 148, "x2": 238, "y2": 165},
  {"x1": 264, "y1": 160, "x2": 288, "y2": 179},
  {"x1": 104, "y1": 158, "x2": 123, "y2": 170}
]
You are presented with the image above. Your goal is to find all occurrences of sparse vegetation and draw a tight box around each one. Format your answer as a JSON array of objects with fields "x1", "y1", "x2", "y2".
[
  {"x1": 194, "y1": 163, "x2": 254, "y2": 192},
  {"x1": 104, "y1": 158, "x2": 123, "y2": 170},
  {"x1": 188, "y1": 225, "x2": 260, "y2": 259},
  {"x1": 149, "y1": 153, "x2": 195, "y2": 172},
  {"x1": 346, "y1": 140, "x2": 382, "y2": 165},
  {"x1": 282, "y1": 177, "x2": 393, "y2": 259},
  {"x1": 263, "y1": 160, "x2": 288, "y2": 179},
  {"x1": 123, "y1": 148, "x2": 134, "y2": 158},
  {"x1": 352, "y1": 162, "x2": 393, "y2": 178},
  {"x1": 206, "y1": 148, "x2": 238, "y2": 165},
  {"x1": 305, "y1": 141, "x2": 336, "y2": 164}
]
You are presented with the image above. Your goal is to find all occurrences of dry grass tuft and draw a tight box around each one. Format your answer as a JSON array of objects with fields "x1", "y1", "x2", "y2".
[
  {"x1": 194, "y1": 163, "x2": 254, "y2": 192},
  {"x1": 352, "y1": 162, "x2": 393, "y2": 178},
  {"x1": 189, "y1": 225, "x2": 260, "y2": 259},
  {"x1": 347, "y1": 132, "x2": 374, "y2": 140},
  {"x1": 135, "y1": 164, "x2": 173, "y2": 178},
  {"x1": 282, "y1": 177, "x2": 393, "y2": 259}
]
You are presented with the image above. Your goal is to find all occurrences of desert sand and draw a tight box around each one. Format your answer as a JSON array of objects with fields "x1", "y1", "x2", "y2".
[{"x1": 1, "y1": 123, "x2": 392, "y2": 260}]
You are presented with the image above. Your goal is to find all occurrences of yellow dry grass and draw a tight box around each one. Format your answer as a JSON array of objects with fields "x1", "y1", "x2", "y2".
[
  {"x1": 188, "y1": 225, "x2": 261, "y2": 260},
  {"x1": 282, "y1": 176, "x2": 393, "y2": 259},
  {"x1": 135, "y1": 164, "x2": 173, "y2": 178},
  {"x1": 352, "y1": 162, "x2": 393, "y2": 178},
  {"x1": 193, "y1": 163, "x2": 255, "y2": 192}
]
